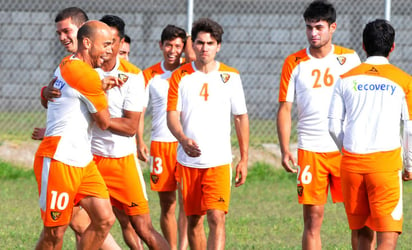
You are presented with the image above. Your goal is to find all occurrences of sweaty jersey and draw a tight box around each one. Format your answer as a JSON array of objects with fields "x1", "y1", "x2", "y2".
[
  {"x1": 142, "y1": 61, "x2": 177, "y2": 142},
  {"x1": 92, "y1": 57, "x2": 145, "y2": 158},
  {"x1": 167, "y1": 61, "x2": 247, "y2": 169},
  {"x1": 36, "y1": 55, "x2": 108, "y2": 167},
  {"x1": 329, "y1": 56, "x2": 412, "y2": 157},
  {"x1": 279, "y1": 45, "x2": 360, "y2": 152}
]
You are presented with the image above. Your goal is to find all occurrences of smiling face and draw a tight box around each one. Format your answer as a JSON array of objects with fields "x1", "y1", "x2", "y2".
[
  {"x1": 160, "y1": 37, "x2": 184, "y2": 70},
  {"x1": 88, "y1": 27, "x2": 113, "y2": 68},
  {"x1": 119, "y1": 40, "x2": 130, "y2": 61},
  {"x1": 56, "y1": 17, "x2": 80, "y2": 53},
  {"x1": 305, "y1": 19, "x2": 336, "y2": 50}
]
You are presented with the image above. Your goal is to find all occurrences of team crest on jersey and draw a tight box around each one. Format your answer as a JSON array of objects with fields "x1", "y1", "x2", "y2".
[
  {"x1": 297, "y1": 186, "x2": 303, "y2": 196},
  {"x1": 118, "y1": 73, "x2": 129, "y2": 83},
  {"x1": 220, "y1": 73, "x2": 230, "y2": 83},
  {"x1": 50, "y1": 211, "x2": 61, "y2": 221},
  {"x1": 336, "y1": 56, "x2": 346, "y2": 65},
  {"x1": 151, "y1": 175, "x2": 159, "y2": 184}
]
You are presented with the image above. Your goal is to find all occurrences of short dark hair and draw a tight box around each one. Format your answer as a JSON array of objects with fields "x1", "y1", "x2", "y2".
[
  {"x1": 76, "y1": 21, "x2": 95, "y2": 48},
  {"x1": 363, "y1": 19, "x2": 395, "y2": 57},
  {"x1": 124, "y1": 34, "x2": 131, "y2": 44},
  {"x1": 55, "y1": 7, "x2": 88, "y2": 27},
  {"x1": 100, "y1": 15, "x2": 125, "y2": 39},
  {"x1": 303, "y1": 0, "x2": 336, "y2": 25},
  {"x1": 160, "y1": 25, "x2": 187, "y2": 46},
  {"x1": 191, "y1": 18, "x2": 224, "y2": 44}
]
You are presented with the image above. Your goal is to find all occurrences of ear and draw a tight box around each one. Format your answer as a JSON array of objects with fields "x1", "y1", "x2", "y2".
[
  {"x1": 83, "y1": 37, "x2": 92, "y2": 49},
  {"x1": 216, "y1": 43, "x2": 221, "y2": 53},
  {"x1": 390, "y1": 42, "x2": 395, "y2": 53},
  {"x1": 158, "y1": 40, "x2": 163, "y2": 50},
  {"x1": 330, "y1": 22, "x2": 337, "y2": 33}
]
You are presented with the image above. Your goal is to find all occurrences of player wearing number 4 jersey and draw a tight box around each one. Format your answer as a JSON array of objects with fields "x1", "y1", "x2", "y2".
[
  {"x1": 276, "y1": 1, "x2": 361, "y2": 249},
  {"x1": 167, "y1": 18, "x2": 249, "y2": 250}
]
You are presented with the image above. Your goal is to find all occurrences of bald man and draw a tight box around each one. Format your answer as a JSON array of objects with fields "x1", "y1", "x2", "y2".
[{"x1": 33, "y1": 21, "x2": 122, "y2": 250}]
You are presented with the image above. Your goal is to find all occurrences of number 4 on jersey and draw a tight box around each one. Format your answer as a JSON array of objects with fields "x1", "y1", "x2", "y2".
[{"x1": 200, "y1": 83, "x2": 209, "y2": 101}]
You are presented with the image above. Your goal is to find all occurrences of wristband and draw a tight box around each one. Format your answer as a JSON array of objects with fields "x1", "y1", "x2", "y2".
[{"x1": 40, "y1": 86, "x2": 47, "y2": 101}]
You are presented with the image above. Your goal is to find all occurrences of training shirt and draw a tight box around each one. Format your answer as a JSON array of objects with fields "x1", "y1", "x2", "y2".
[
  {"x1": 279, "y1": 45, "x2": 361, "y2": 152},
  {"x1": 167, "y1": 61, "x2": 247, "y2": 169},
  {"x1": 328, "y1": 56, "x2": 412, "y2": 172},
  {"x1": 91, "y1": 57, "x2": 145, "y2": 158},
  {"x1": 36, "y1": 55, "x2": 108, "y2": 167},
  {"x1": 142, "y1": 61, "x2": 177, "y2": 142}
]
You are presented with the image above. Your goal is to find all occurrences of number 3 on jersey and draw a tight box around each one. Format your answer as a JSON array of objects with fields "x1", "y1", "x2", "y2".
[
  {"x1": 312, "y1": 68, "x2": 334, "y2": 88},
  {"x1": 150, "y1": 156, "x2": 163, "y2": 175},
  {"x1": 200, "y1": 83, "x2": 209, "y2": 101},
  {"x1": 297, "y1": 165, "x2": 312, "y2": 185}
]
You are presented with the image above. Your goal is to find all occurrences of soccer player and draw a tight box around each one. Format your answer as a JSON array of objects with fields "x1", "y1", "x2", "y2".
[
  {"x1": 119, "y1": 34, "x2": 131, "y2": 61},
  {"x1": 167, "y1": 18, "x2": 249, "y2": 250},
  {"x1": 276, "y1": 1, "x2": 361, "y2": 249},
  {"x1": 33, "y1": 20, "x2": 119, "y2": 250},
  {"x1": 137, "y1": 24, "x2": 190, "y2": 250},
  {"x1": 93, "y1": 15, "x2": 169, "y2": 250},
  {"x1": 32, "y1": 7, "x2": 121, "y2": 250},
  {"x1": 328, "y1": 19, "x2": 412, "y2": 250}
]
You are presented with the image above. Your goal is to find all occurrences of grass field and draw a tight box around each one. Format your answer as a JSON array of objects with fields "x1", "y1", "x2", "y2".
[{"x1": 1, "y1": 161, "x2": 412, "y2": 249}]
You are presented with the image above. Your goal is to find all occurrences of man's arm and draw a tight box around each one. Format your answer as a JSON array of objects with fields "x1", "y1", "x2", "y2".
[
  {"x1": 403, "y1": 119, "x2": 412, "y2": 181},
  {"x1": 136, "y1": 107, "x2": 149, "y2": 162},
  {"x1": 91, "y1": 108, "x2": 111, "y2": 130},
  {"x1": 40, "y1": 78, "x2": 60, "y2": 109},
  {"x1": 167, "y1": 110, "x2": 200, "y2": 157},
  {"x1": 233, "y1": 113, "x2": 249, "y2": 187},
  {"x1": 328, "y1": 118, "x2": 344, "y2": 153},
  {"x1": 108, "y1": 110, "x2": 140, "y2": 137},
  {"x1": 276, "y1": 101, "x2": 297, "y2": 173}
]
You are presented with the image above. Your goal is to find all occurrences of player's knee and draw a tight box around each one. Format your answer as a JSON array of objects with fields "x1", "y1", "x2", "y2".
[
  {"x1": 43, "y1": 226, "x2": 66, "y2": 242},
  {"x1": 93, "y1": 213, "x2": 116, "y2": 233},
  {"x1": 207, "y1": 211, "x2": 225, "y2": 227}
]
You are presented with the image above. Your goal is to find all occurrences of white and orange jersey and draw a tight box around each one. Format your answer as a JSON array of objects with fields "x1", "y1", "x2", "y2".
[
  {"x1": 142, "y1": 61, "x2": 177, "y2": 142},
  {"x1": 91, "y1": 57, "x2": 146, "y2": 158},
  {"x1": 167, "y1": 61, "x2": 247, "y2": 169},
  {"x1": 279, "y1": 45, "x2": 361, "y2": 152},
  {"x1": 329, "y1": 56, "x2": 412, "y2": 171},
  {"x1": 36, "y1": 55, "x2": 108, "y2": 167}
]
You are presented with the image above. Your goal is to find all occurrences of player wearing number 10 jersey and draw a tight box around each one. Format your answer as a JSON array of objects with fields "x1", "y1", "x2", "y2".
[{"x1": 276, "y1": 1, "x2": 361, "y2": 249}]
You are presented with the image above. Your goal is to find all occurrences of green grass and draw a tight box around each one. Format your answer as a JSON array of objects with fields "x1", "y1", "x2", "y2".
[{"x1": 1, "y1": 161, "x2": 412, "y2": 249}]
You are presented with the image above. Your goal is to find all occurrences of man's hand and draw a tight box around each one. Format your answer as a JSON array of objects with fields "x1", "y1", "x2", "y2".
[
  {"x1": 137, "y1": 143, "x2": 149, "y2": 162},
  {"x1": 235, "y1": 160, "x2": 247, "y2": 187},
  {"x1": 42, "y1": 77, "x2": 61, "y2": 101},
  {"x1": 32, "y1": 127, "x2": 46, "y2": 140},
  {"x1": 403, "y1": 169, "x2": 412, "y2": 181},
  {"x1": 281, "y1": 151, "x2": 298, "y2": 173},
  {"x1": 101, "y1": 76, "x2": 124, "y2": 91},
  {"x1": 180, "y1": 138, "x2": 201, "y2": 158}
]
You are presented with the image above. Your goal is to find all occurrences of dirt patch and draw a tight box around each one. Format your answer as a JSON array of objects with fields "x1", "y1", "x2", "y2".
[{"x1": 0, "y1": 140, "x2": 296, "y2": 169}]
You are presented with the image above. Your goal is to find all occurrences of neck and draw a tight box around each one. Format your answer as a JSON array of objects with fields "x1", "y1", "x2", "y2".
[
  {"x1": 163, "y1": 61, "x2": 180, "y2": 71},
  {"x1": 194, "y1": 60, "x2": 217, "y2": 73},
  {"x1": 74, "y1": 51, "x2": 92, "y2": 66},
  {"x1": 309, "y1": 43, "x2": 333, "y2": 59},
  {"x1": 101, "y1": 58, "x2": 117, "y2": 72}
]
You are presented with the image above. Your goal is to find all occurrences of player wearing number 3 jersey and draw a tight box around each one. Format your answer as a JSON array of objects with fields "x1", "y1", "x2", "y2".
[{"x1": 276, "y1": 1, "x2": 361, "y2": 249}]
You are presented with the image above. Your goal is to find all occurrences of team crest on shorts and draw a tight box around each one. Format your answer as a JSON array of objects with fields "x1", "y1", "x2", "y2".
[
  {"x1": 297, "y1": 186, "x2": 303, "y2": 196},
  {"x1": 118, "y1": 73, "x2": 129, "y2": 83},
  {"x1": 151, "y1": 174, "x2": 159, "y2": 184},
  {"x1": 220, "y1": 73, "x2": 230, "y2": 83},
  {"x1": 336, "y1": 56, "x2": 346, "y2": 65},
  {"x1": 50, "y1": 211, "x2": 61, "y2": 221}
]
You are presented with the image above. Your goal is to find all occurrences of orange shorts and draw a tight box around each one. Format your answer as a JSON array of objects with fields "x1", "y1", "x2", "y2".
[
  {"x1": 94, "y1": 154, "x2": 149, "y2": 215},
  {"x1": 297, "y1": 149, "x2": 343, "y2": 205},
  {"x1": 178, "y1": 163, "x2": 231, "y2": 216},
  {"x1": 33, "y1": 155, "x2": 109, "y2": 227},
  {"x1": 149, "y1": 141, "x2": 179, "y2": 192},
  {"x1": 341, "y1": 169, "x2": 403, "y2": 232}
]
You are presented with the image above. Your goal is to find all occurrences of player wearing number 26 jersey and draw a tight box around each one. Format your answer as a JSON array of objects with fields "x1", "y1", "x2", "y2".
[{"x1": 278, "y1": 45, "x2": 360, "y2": 204}]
